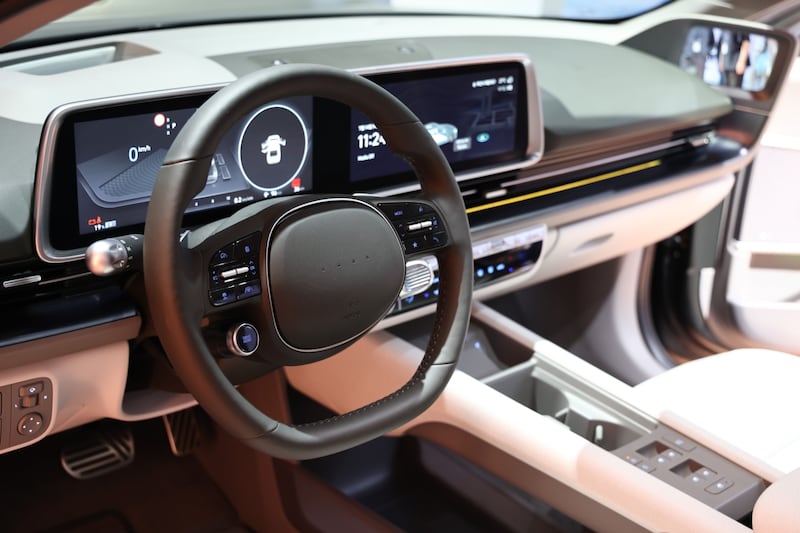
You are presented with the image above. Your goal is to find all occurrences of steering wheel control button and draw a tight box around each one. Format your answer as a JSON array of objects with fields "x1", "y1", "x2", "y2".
[
  {"x1": 221, "y1": 268, "x2": 239, "y2": 279},
  {"x1": 227, "y1": 323, "x2": 259, "y2": 357},
  {"x1": 378, "y1": 202, "x2": 448, "y2": 255},
  {"x1": 234, "y1": 235, "x2": 259, "y2": 259},
  {"x1": 236, "y1": 281, "x2": 261, "y2": 300},
  {"x1": 17, "y1": 413, "x2": 44, "y2": 436},
  {"x1": 212, "y1": 244, "x2": 235, "y2": 264},
  {"x1": 210, "y1": 288, "x2": 237, "y2": 306},
  {"x1": 208, "y1": 233, "x2": 262, "y2": 306}
]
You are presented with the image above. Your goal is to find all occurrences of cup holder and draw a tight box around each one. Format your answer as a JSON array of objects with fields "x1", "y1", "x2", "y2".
[{"x1": 484, "y1": 363, "x2": 645, "y2": 452}]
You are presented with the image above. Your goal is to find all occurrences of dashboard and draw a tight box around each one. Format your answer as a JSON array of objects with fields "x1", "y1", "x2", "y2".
[
  {"x1": 0, "y1": 13, "x2": 789, "y2": 335},
  {"x1": 37, "y1": 57, "x2": 539, "y2": 260},
  {"x1": 2, "y1": 4, "x2": 800, "y2": 530},
  {"x1": 0, "y1": 1, "x2": 794, "y2": 466}
]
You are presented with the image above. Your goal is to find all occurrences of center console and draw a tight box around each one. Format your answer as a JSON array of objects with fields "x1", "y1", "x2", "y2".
[{"x1": 284, "y1": 301, "x2": 786, "y2": 531}]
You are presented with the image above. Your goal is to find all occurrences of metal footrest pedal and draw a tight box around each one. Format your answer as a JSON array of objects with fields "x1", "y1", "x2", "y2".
[
  {"x1": 60, "y1": 423, "x2": 135, "y2": 480},
  {"x1": 163, "y1": 408, "x2": 204, "y2": 457}
]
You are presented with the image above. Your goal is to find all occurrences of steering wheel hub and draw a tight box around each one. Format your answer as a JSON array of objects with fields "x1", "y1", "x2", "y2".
[{"x1": 267, "y1": 199, "x2": 405, "y2": 352}]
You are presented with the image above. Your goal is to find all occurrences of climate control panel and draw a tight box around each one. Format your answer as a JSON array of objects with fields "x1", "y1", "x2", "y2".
[{"x1": 391, "y1": 225, "x2": 546, "y2": 314}]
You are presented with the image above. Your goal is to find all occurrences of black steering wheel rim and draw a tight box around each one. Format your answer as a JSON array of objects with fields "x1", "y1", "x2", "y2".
[{"x1": 144, "y1": 64, "x2": 473, "y2": 460}]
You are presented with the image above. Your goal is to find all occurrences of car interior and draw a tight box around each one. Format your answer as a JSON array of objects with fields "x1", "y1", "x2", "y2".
[{"x1": 1, "y1": 0, "x2": 800, "y2": 531}]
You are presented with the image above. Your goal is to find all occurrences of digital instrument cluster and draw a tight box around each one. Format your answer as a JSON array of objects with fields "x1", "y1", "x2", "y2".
[
  {"x1": 73, "y1": 98, "x2": 312, "y2": 237},
  {"x1": 37, "y1": 57, "x2": 538, "y2": 259}
]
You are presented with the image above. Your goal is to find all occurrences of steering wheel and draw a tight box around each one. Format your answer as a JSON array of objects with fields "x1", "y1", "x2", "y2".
[{"x1": 143, "y1": 64, "x2": 472, "y2": 460}]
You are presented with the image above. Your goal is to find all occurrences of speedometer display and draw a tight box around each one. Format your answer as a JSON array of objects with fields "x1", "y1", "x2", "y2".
[{"x1": 73, "y1": 97, "x2": 312, "y2": 236}]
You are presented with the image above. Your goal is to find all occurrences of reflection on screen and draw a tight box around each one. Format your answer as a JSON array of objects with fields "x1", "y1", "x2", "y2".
[{"x1": 679, "y1": 26, "x2": 778, "y2": 92}]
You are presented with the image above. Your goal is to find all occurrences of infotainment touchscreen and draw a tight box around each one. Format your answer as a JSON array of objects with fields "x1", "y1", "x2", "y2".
[
  {"x1": 73, "y1": 97, "x2": 313, "y2": 236},
  {"x1": 679, "y1": 26, "x2": 778, "y2": 92},
  {"x1": 350, "y1": 62, "x2": 527, "y2": 183}
]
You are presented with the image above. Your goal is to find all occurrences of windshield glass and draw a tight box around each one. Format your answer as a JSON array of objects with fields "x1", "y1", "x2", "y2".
[{"x1": 12, "y1": 0, "x2": 671, "y2": 48}]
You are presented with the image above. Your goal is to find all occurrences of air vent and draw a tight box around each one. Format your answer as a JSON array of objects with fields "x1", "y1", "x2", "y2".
[{"x1": 1, "y1": 42, "x2": 156, "y2": 75}]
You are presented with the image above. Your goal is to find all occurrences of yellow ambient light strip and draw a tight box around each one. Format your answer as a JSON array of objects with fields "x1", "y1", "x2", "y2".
[{"x1": 465, "y1": 159, "x2": 662, "y2": 215}]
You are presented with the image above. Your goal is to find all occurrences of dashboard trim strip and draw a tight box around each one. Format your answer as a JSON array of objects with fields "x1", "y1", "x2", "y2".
[{"x1": 465, "y1": 159, "x2": 662, "y2": 215}]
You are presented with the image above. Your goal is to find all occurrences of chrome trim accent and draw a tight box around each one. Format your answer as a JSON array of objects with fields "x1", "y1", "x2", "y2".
[
  {"x1": 399, "y1": 256, "x2": 438, "y2": 299},
  {"x1": 265, "y1": 197, "x2": 404, "y2": 354},
  {"x1": 2, "y1": 275, "x2": 42, "y2": 289},
  {"x1": 226, "y1": 323, "x2": 259, "y2": 357},
  {"x1": 38, "y1": 271, "x2": 93, "y2": 285},
  {"x1": 732, "y1": 103, "x2": 770, "y2": 117}
]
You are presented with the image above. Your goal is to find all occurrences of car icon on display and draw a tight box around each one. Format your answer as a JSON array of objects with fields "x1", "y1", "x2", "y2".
[
  {"x1": 261, "y1": 134, "x2": 286, "y2": 165},
  {"x1": 424, "y1": 122, "x2": 458, "y2": 146}
]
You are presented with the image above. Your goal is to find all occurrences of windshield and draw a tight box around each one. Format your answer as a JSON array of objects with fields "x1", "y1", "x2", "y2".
[{"x1": 12, "y1": 0, "x2": 671, "y2": 49}]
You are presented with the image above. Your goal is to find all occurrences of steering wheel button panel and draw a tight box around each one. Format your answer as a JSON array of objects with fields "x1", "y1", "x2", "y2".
[
  {"x1": 378, "y1": 202, "x2": 448, "y2": 255},
  {"x1": 208, "y1": 232, "x2": 262, "y2": 306}
]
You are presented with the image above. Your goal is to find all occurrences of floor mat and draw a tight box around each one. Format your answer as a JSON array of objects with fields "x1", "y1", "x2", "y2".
[{"x1": 0, "y1": 419, "x2": 241, "y2": 533}]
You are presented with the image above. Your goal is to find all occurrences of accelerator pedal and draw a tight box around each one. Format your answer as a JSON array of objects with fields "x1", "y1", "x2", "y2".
[
  {"x1": 162, "y1": 408, "x2": 203, "y2": 457},
  {"x1": 60, "y1": 423, "x2": 135, "y2": 480}
]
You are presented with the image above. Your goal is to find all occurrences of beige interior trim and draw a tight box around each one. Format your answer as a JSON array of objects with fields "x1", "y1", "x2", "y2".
[
  {"x1": 285, "y1": 331, "x2": 749, "y2": 532},
  {"x1": 752, "y1": 467, "x2": 800, "y2": 533},
  {"x1": 0, "y1": 341, "x2": 129, "y2": 453}
]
